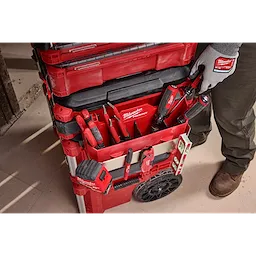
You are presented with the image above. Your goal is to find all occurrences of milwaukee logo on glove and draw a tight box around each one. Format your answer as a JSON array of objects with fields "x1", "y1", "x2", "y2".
[{"x1": 214, "y1": 57, "x2": 235, "y2": 73}]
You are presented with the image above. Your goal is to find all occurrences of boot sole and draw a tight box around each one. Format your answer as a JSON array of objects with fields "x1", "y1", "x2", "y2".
[{"x1": 209, "y1": 183, "x2": 235, "y2": 198}]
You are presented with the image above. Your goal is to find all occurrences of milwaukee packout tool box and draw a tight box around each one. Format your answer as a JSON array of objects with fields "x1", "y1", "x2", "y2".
[{"x1": 32, "y1": 43, "x2": 208, "y2": 213}]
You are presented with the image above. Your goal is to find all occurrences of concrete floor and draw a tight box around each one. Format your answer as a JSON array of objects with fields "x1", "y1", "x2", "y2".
[
  {"x1": 0, "y1": 90, "x2": 255, "y2": 213},
  {"x1": 0, "y1": 44, "x2": 255, "y2": 213}
]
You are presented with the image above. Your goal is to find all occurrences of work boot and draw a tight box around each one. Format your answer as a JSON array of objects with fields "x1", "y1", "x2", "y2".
[
  {"x1": 209, "y1": 169, "x2": 243, "y2": 197},
  {"x1": 189, "y1": 132, "x2": 208, "y2": 148}
]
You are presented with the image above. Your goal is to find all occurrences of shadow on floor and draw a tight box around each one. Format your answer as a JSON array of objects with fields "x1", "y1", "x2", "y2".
[{"x1": 0, "y1": 126, "x2": 65, "y2": 192}]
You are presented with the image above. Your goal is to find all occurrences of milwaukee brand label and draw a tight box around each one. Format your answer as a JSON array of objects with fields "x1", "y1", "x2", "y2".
[
  {"x1": 214, "y1": 57, "x2": 235, "y2": 73},
  {"x1": 122, "y1": 107, "x2": 148, "y2": 120},
  {"x1": 76, "y1": 177, "x2": 100, "y2": 192}
]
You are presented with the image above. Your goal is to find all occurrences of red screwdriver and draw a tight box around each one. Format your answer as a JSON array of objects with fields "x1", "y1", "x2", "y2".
[
  {"x1": 81, "y1": 109, "x2": 105, "y2": 148},
  {"x1": 76, "y1": 115, "x2": 97, "y2": 148}
]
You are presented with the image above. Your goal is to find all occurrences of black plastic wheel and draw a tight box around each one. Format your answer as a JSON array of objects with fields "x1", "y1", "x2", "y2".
[{"x1": 133, "y1": 169, "x2": 182, "y2": 202}]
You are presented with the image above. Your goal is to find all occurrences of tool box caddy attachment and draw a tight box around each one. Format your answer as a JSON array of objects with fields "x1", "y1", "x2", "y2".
[{"x1": 32, "y1": 43, "x2": 209, "y2": 213}]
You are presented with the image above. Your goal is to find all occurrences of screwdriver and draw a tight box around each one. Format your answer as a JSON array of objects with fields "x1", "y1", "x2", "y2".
[
  {"x1": 84, "y1": 128, "x2": 98, "y2": 148},
  {"x1": 154, "y1": 85, "x2": 180, "y2": 126},
  {"x1": 177, "y1": 94, "x2": 210, "y2": 124},
  {"x1": 108, "y1": 119, "x2": 121, "y2": 144},
  {"x1": 81, "y1": 109, "x2": 105, "y2": 148},
  {"x1": 76, "y1": 115, "x2": 98, "y2": 148},
  {"x1": 123, "y1": 148, "x2": 133, "y2": 180},
  {"x1": 164, "y1": 65, "x2": 205, "y2": 119}
]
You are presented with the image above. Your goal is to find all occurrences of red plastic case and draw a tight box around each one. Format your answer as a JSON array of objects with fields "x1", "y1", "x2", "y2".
[
  {"x1": 39, "y1": 43, "x2": 137, "y2": 65},
  {"x1": 46, "y1": 43, "x2": 197, "y2": 97}
]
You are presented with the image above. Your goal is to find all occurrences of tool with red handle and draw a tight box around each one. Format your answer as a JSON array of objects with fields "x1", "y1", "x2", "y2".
[
  {"x1": 84, "y1": 128, "x2": 98, "y2": 148},
  {"x1": 152, "y1": 65, "x2": 205, "y2": 132},
  {"x1": 107, "y1": 102, "x2": 130, "y2": 140},
  {"x1": 123, "y1": 148, "x2": 133, "y2": 180},
  {"x1": 75, "y1": 115, "x2": 98, "y2": 148},
  {"x1": 165, "y1": 66, "x2": 205, "y2": 118},
  {"x1": 153, "y1": 85, "x2": 180, "y2": 127},
  {"x1": 81, "y1": 109, "x2": 105, "y2": 148}
]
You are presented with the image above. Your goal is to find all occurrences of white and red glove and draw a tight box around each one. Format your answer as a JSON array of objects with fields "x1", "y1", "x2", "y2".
[{"x1": 190, "y1": 44, "x2": 240, "y2": 94}]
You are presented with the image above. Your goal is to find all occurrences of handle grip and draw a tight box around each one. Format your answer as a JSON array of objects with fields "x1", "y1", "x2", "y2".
[{"x1": 184, "y1": 95, "x2": 210, "y2": 120}]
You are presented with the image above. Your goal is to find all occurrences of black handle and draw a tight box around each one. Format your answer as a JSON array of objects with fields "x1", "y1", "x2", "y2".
[
  {"x1": 125, "y1": 148, "x2": 133, "y2": 164},
  {"x1": 184, "y1": 95, "x2": 210, "y2": 120}
]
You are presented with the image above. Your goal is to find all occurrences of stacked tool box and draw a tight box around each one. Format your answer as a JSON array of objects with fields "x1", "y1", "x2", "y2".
[{"x1": 32, "y1": 43, "x2": 202, "y2": 213}]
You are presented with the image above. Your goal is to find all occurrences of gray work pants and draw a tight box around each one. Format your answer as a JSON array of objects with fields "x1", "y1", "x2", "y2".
[{"x1": 190, "y1": 43, "x2": 256, "y2": 174}]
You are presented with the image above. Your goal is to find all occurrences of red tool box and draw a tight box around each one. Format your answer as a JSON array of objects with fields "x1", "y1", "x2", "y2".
[
  {"x1": 34, "y1": 43, "x2": 137, "y2": 65},
  {"x1": 32, "y1": 42, "x2": 209, "y2": 213},
  {"x1": 37, "y1": 43, "x2": 197, "y2": 97}
]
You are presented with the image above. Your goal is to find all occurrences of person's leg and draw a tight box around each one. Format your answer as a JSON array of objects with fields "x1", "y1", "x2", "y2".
[
  {"x1": 209, "y1": 43, "x2": 256, "y2": 197},
  {"x1": 189, "y1": 102, "x2": 212, "y2": 146},
  {"x1": 189, "y1": 43, "x2": 212, "y2": 146}
]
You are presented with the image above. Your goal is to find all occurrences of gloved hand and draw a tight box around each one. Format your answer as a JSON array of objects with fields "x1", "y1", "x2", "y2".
[{"x1": 190, "y1": 45, "x2": 239, "y2": 94}]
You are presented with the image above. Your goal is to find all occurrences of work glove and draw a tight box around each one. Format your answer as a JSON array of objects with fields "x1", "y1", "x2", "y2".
[{"x1": 190, "y1": 45, "x2": 239, "y2": 94}]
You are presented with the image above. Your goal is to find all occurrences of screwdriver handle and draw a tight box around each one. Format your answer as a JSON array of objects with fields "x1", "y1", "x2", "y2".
[
  {"x1": 82, "y1": 109, "x2": 105, "y2": 148},
  {"x1": 84, "y1": 128, "x2": 98, "y2": 148},
  {"x1": 156, "y1": 85, "x2": 179, "y2": 125},
  {"x1": 178, "y1": 95, "x2": 210, "y2": 123}
]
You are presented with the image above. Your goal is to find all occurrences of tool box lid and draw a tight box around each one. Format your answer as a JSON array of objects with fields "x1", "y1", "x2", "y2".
[{"x1": 54, "y1": 66, "x2": 190, "y2": 111}]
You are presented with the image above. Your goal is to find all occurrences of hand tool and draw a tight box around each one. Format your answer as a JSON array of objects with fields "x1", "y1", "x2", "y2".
[
  {"x1": 75, "y1": 115, "x2": 98, "y2": 148},
  {"x1": 81, "y1": 109, "x2": 105, "y2": 148},
  {"x1": 84, "y1": 128, "x2": 98, "y2": 148},
  {"x1": 134, "y1": 121, "x2": 142, "y2": 138},
  {"x1": 140, "y1": 147, "x2": 154, "y2": 174},
  {"x1": 102, "y1": 105, "x2": 110, "y2": 124},
  {"x1": 123, "y1": 148, "x2": 133, "y2": 180},
  {"x1": 151, "y1": 65, "x2": 204, "y2": 132},
  {"x1": 154, "y1": 85, "x2": 180, "y2": 126},
  {"x1": 114, "y1": 115, "x2": 130, "y2": 140},
  {"x1": 151, "y1": 66, "x2": 205, "y2": 132},
  {"x1": 177, "y1": 94, "x2": 210, "y2": 124},
  {"x1": 166, "y1": 70, "x2": 204, "y2": 118},
  {"x1": 75, "y1": 159, "x2": 112, "y2": 194},
  {"x1": 109, "y1": 119, "x2": 121, "y2": 144}
]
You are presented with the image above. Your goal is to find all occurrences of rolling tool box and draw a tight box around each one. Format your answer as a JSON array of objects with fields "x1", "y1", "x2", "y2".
[{"x1": 32, "y1": 43, "x2": 209, "y2": 213}]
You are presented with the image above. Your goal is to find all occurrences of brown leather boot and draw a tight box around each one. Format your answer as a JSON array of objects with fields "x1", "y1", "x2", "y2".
[{"x1": 209, "y1": 170, "x2": 243, "y2": 197}]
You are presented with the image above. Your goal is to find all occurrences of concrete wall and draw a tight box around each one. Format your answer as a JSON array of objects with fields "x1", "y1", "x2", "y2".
[{"x1": 0, "y1": 43, "x2": 42, "y2": 110}]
